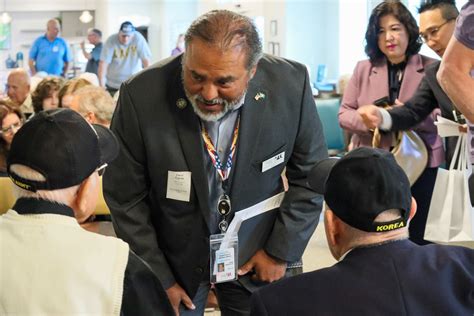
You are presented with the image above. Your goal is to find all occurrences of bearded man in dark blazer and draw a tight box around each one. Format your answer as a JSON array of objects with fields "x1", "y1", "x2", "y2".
[{"x1": 104, "y1": 10, "x2": 327, "y2": 315}]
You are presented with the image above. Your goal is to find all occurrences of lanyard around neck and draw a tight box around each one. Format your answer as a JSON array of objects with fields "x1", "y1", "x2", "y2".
[{"x1": 201, "y1": 115, "x2": 241, "y2": 182}]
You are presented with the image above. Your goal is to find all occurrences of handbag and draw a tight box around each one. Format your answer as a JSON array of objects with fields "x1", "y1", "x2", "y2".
[
  {"x1": 424, "y1": 133, "x2": 474, "y2": 245},
  {"x1": 372, "y1": 128, "x2": 428, "y2": 186}
]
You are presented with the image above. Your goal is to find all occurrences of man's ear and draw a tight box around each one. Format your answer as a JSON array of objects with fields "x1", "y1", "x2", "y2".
[
  {"x1": 72, "y1": 173, "x2": 99, "y2": 223},
  {"x1": 249, "y1": 65, "x2": 257, "y2": 80},
  {"x1": 324, "y1": 210, "x2": 340, "y2": 247},
  {"x1": 408, "y1": 197, "x2": 417, "y2": 221},
  {"x1": 83, "y1": 112, "x2": 95, "y2": 124},
  {"x1": 325, "y1": 209, "x2": 347, "y2": 260}
]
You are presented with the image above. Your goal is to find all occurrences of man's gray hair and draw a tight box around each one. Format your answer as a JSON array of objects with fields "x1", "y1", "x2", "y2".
[
  {"x1": 184, "y1": 10, "x2": 263, "y2": 70},
  {"x1": 9, "y1": 164, "x2": 80, "y2": 206},
  {"x1": 74, "y1": 85, "x2": 115, "y2": 124}
]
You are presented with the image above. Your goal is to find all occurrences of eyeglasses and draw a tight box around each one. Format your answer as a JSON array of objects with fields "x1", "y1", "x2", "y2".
[
  {"x1": 419, "y1": 20, "x2": 453, "y2": 43},
  {"x1": 97, "y1": 163, "x2": 108, "y2": 177},
  {"x1": 0, "y1": 121, "x2": 22, "y2": 136}
]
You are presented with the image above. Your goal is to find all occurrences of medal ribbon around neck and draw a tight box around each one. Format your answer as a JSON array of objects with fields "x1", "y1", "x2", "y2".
[{"x1": 201, "y1": 115, "x2": 241, "y2": 181}]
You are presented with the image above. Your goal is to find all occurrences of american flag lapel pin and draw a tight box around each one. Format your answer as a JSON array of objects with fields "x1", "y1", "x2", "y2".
[{"x1": 254, "y1": 92, "x2": 265, "y2": 101}]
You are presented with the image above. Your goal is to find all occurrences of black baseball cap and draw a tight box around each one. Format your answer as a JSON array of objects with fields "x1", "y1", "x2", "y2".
[
  {"x1": 119, "y1": 21, "x2": 135, "y2": 35},
  {"x1": 7, "y1": 108, "x2": 119, "y2": 192},
  {"x1": 308, "y1": 147, "x2": 412, "y2": 232}
]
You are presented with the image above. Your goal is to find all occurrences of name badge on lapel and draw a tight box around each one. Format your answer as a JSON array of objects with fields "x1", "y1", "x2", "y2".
[
  {"x1": 261, "y1": 152, "x2": 285, "y2": 173},
  {"x1": 166, "y1": 171, "x2": 191, "y2": 202}
]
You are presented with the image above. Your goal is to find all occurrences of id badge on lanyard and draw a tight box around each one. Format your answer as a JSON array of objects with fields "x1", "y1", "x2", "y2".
[
  {"x1": 202, "y1": 115, "x2": 241, "y2": 284},
  {"x1": 210, "y1": 233, "x2": 238, "y2": 284}
]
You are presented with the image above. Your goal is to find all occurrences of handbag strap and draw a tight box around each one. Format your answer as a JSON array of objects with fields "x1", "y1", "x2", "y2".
[
  {"x1": 372, "y1": 128, "x2": 381, "y2": 148},
  {"x1": 460, "y1": 133, "x2": 471, "y2": 172},
  {"x1": 449, "y1": 133, "x2": 466, "y2": 170},
  {"x1": 372, "y1": 128, "x2": 401, "y2": 148}
]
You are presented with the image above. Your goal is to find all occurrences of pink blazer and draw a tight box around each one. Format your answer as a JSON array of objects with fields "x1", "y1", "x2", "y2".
[{"x1": 338, "y1": 54, "x2": 444, "y2": 167}]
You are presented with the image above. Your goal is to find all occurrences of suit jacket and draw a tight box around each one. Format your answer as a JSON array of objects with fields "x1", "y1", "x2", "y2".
[
  {"x1": 389, "y1": 61, "x2": 458, "y2": 164},
  {"x1": 251, "y1": 240, "x2": 474, "y2": 316},
  {"x1": 338, "y1": 54, "x2": 444, "y2": 167},
  {"x1": 104, "y1": 54, "x2": 328, "y2": 298}
]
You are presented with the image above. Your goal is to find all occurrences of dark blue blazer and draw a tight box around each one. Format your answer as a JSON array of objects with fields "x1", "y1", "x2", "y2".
[{"x1": 251, "y1": 240, "x2": 474, "y2": 315}]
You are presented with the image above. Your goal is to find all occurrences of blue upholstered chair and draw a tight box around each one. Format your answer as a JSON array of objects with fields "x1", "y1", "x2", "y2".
[{"x1": 315, "y1": 97, "x2": 345, "y2": 156}]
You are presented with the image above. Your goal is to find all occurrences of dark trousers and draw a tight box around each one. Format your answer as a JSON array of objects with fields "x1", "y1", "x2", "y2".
[
  {"x1": 179, "y1": 267, "x2": 302, "y2": 315},
  {"x1": 409, "y1": 167, "x2": 437, "y2": 245}
]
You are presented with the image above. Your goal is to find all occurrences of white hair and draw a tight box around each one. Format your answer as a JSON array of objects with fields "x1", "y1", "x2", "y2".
[
  {"x1": 78, "y1": 72, "x2": 99, "y2": 86},
  {"x1": 74, "y1": 85, "x2": 115, "y2": 124},
  {"x1": 9, "y1": 164, "x2": 80, "y2": 206}
]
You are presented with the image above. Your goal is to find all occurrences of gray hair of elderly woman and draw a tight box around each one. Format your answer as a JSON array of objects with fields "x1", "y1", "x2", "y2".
[
  {"x1": 184, "y1": 10, "x2": 263, "y2": 70},
  {"x1": 73, "y1": 85, "x2": 115, "y2": 124}
]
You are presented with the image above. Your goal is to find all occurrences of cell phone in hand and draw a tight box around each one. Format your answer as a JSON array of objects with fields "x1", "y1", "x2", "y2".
[{"x1": 373, "y1": 96, "x2": 391, "y2": 107}]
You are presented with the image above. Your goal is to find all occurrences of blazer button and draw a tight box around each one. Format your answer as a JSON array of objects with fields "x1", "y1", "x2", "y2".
[{"x1": 195, "y1": 267, "x2": 203, "y2": 274}]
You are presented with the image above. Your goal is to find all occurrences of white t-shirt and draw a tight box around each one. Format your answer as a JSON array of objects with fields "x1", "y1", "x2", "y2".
[{"x1": 100, "y1": 31, "x2": 152, "y2": 89}]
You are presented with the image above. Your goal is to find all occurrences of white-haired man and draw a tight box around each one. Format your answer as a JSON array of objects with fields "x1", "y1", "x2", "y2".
[
  {"x1": 67, "y1": 85, "x2": 116, "y2": 127},
  {"x1": 6, "y1": 68, "x2": 33, "y2": 115},
  {"x1": 0, "y1": 108, "x2": 173, "y2": 315}
]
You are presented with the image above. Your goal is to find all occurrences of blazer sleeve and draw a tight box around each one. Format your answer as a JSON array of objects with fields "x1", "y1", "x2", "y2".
[
  {"x1": 389, "y1": 75, "x2": 438, "y2": 131},
  {"x1": 338, "y1": 62, "x2": 372, "y2": 135},
  {"x1": 104, "y1": 83, "x2": 176, "y2": 289},
  {"x1": 264, "y1": 67, "x2": 327, "y2": 262},
  {"x1": 121, "y1": 251, "x2": 174, "y2": 316}
]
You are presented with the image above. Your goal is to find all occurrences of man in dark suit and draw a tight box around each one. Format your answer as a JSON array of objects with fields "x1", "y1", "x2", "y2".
[
  {"x1": 104, "y1": 10, "x2": 327, "y2": 315},
  {"x1": 357, "y1": 0, "x2": 461, "y2": 245},
  {"x1": 251, "y1": 147, "x2": 474, "y2": 316}
]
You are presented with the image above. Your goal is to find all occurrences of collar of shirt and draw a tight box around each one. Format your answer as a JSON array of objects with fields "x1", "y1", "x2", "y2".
[
  {"x1": 202, "y1": 95, "x2": 245, "y2": 233},
  {"x1": 12, "y1": 197, "x2": 75, "y2": 217}
]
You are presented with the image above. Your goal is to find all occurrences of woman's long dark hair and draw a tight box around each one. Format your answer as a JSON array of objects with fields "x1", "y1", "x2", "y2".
[{"x1": 365, "y1": 0, "x2": 422, "y2": 64}]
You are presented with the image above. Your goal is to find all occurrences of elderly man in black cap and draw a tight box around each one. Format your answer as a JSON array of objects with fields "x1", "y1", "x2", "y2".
[
  {"x1": 251, "y1": 147, "x2": 474, "y2": 315},
  {"x1": 0, "y1": 108, "x2": 173, "y2": 315}
]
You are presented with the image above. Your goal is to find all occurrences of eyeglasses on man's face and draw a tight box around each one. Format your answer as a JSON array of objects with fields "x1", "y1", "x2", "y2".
[{"x1": 419, "y1": 19, "x2": 453, "y2": 43}]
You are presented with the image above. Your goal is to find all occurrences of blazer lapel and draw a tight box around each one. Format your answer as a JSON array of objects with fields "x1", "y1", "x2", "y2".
[
  {"x1": 228, "y1": 77, "x2": 268, "y2": 211},
  {"x1": 168, "y1": 69, "x2": 212, "y2": 231},
  {"x1": 399, "y1": 54, "x2": 425, "y2": 101},
  {"x1": 369, "y1": 61, "x2": 390, "y2": 101}
]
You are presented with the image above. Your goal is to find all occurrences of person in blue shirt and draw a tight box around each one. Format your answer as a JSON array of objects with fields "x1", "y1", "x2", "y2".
[
  {"x1": 29, "y1": 19, "x2": 71, "y2": 77},
  {"x1": 81, "y1": 28, "x2": 103, "y2": 76}
]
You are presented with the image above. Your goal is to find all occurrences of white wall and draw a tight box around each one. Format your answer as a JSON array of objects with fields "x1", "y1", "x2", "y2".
[{"x1": 0, "y1": 0, "x2": 342, "y2": 87}]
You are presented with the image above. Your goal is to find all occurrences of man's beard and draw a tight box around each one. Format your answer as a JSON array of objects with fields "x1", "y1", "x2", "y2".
[
  {"x1": 182, "y1": 71, "x2": 247, "y2": 121},
  {"x1": 183, "y1": 88, "x2": 246, "y2": 122}
]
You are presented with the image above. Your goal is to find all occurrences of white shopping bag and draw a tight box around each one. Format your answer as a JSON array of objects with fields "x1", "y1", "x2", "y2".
[{"x1": 424, "y1": 133, "x2": 474, "y2": 245}]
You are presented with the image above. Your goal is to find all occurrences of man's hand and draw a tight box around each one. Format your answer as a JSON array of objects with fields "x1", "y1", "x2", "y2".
[
  {"x1": 165, "y1": 283, "x2": 195, "y2": 316},
  {"x1": 357, "y1": 104, "x2": 383, "y2": 130},
  {"x1": 238, "y1": 249, "x2": 287, "y2": 283}
]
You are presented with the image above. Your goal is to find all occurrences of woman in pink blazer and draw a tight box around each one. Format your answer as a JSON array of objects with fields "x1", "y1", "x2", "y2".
[{"x1": 338, "y1": 1, "x2": 443, "y2": 245}]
